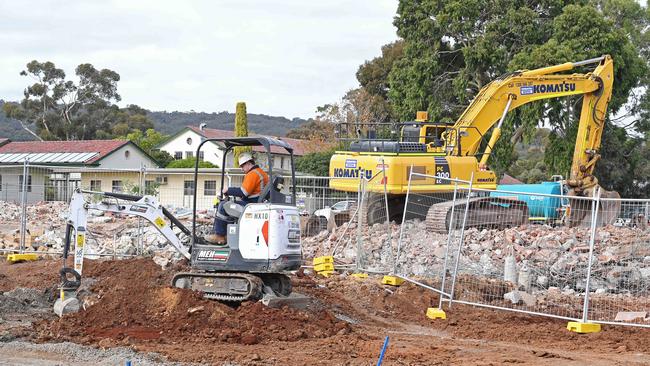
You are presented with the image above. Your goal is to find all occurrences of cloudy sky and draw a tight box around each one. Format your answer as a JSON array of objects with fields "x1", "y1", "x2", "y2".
[{"x1": 0, "y1": 1, "x2": 398, "y2": 119}]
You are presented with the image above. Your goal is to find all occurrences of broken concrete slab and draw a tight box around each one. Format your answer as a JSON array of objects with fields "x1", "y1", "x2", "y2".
[
  {"x1": 262, "y1": 292, "x2": 310, "y2": 310},
  {"x1": 614, "y1": 311, "x2": 647, "y2": 322},
  {"x1": 504, "y1": 290, "x2": 536, "y2": 307}
]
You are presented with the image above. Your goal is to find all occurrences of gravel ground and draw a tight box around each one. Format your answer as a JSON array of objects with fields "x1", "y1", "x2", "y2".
[{"x1": 0, "y1": 341, "x2": 187, "y2": 366}]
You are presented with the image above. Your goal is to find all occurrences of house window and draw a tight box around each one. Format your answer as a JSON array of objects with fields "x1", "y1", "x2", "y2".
[
  {"x1": 19, "y1": 175, "x2": 32, "y2": 192},
  {"x1": 184, "y1": 180, "x2": 195, "y2": 195},
  {"x1": 198, "y1": 151, "x2": 205, "y2": 161},
  {"x1": 0, "y1": 174, "x2": 2, "y2": 191},
  {"x1": 174, "y1": 151, "x2": 182, "y2": 160},
  {"x1": 145, "y1": 180, "x2": 156, "y2": 195},
  {"x1": 124, "y1": 150, "x2": 130, "y2": 159},
  {"x1": 186, "y1": 151, "x2": 194, "y2": 159},
  {"x1": 204, "y1": 180, "x2": 216, "y2": 196},
  {"x1": 186, "y1": 137, "x2": 193, "y2": 145},
  {"x1": 112, "y1": 180, "x2": 123, "y2": 193},
  {"x1": 90, "y1": 180, "x2": 102, "y2": 191}
]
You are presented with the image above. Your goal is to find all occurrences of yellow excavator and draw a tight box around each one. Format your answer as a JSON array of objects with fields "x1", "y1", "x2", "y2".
[{"x1": 329, "y1": 55, "x2": 620, "y2": 229}]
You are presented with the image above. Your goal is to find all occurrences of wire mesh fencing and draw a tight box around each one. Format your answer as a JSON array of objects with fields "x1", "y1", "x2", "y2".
[
  {"x1": 351, "y1": 176, "x2": 394, "y2": 273},
  {"x1": 584, "y1": 197, "x2": 650, "y2": 327},
  {"x1": 297, "y1": 169, "x2": 395, "y2": 273},
  {"x1": 0, "y1": 163, "x2": 355, "y2": 259},
  {"x1": 0, "y1": 163, "x2": 76, "y2": 256},
  {"x1": 442, "y1": 186, "x2": 598, "y2": 321},
  {"x1": 393, "y1": 172, "x2": 650, "y2": 329},
  {"x1": 395, "y1": 172, "x2": 468, "y2": 280}
]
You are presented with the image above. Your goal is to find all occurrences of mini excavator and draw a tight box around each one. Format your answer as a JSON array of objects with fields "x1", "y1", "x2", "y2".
[
  {"x1": 54, "y1": 137, "x2": 303, "y2": 316},
  {"x1": 330, "y1": 55, "x2": 619, "y2": 230}
]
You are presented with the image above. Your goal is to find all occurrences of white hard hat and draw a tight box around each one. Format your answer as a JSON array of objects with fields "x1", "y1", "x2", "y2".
[{"x1": 238, "y1": 152, "x2": 253, "y2": 167}]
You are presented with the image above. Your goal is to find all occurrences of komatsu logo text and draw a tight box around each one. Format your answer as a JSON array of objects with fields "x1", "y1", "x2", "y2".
[
  {"x1": 520, "y1": 82, "x2": 576, "y2": 95},
  {"x1": 333, "y1": 167, "x2": 373, "y2": 179}
]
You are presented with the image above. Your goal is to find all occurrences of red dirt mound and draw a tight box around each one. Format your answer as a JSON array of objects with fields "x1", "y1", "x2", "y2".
[
  {"x1": 0, "y1": 258, "x2": 60, "y2": 292},
  {"x1": 33, "y1": 258, "x2": 350, "y2": 346}
]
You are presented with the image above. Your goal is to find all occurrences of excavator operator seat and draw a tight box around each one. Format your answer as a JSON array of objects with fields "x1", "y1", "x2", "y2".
[
  {"x1": 269, "y1": 176, "x2": 289, "y2": 204},
  {"x1": 223, "y1": 201, "x2": 245, "y2": 219},
  {"x1": 258, "y1": 175, "x2": 286, "y2": 204}
]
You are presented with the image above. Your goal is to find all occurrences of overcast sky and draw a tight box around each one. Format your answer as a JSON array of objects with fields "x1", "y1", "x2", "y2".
[{"x1": 0, "y1": 1, "x2": 398, "y2": 119}]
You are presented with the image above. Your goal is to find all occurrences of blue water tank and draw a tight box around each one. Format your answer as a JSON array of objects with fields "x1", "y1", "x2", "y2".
[{"x1": 490, "y1": 182, "x2": 563, "y2": 219}]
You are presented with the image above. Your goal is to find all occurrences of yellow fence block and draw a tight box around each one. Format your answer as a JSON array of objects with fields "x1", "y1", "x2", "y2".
[
  {"x1": 6, "y1": 253, "x2": 39, "y2": 264},
  {"x1": 318, "y1": 271, "x2": 336, "y2": 277},
  {"x1": 313, "y1": 256, "x2": 334, "y2": 266},
  {"x1": 350, "y1": 273, "x2": 368, "y2": 279},
  {"x1": 567, "y1": 322, "x2": 601, "y2": 333},
  {"x1": 314, "y1": 262, "x2": 335, "y2": 272},
  {"x1": 426, "y1": 307, "x2": 446, "y2": 320},
  {"x1": 381, "y1": 275, "x2": 405, "y2": 286}
]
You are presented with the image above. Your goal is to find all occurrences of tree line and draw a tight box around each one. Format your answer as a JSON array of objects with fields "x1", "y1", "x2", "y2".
[{"x1": 295, "y1": 0, "x2": 650, "y2": 197}]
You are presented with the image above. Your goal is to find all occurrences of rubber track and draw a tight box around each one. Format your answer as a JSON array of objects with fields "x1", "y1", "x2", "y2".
[
  {"x1": 171, "y1": 272, "x2": 264, "y2": 302},
  {"x1": 426, "y1": 200, "x2": 458, "y2": 233},
  {"x1": 426, "y1": 197, "x2": 528, "y2": 233}
]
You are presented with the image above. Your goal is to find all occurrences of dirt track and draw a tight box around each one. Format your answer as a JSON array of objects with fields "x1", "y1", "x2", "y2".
[{"x1": 2, "y1": 258, "x2": 650, "y2": 365}]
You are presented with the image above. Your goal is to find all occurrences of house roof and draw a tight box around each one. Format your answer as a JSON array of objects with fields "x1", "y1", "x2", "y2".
[
  {"x1": 185, "y1": 126, "x2": 307, "y2": 156},
  {"x1": 0, "y1": 139, "x2": 10, "y2": 148},
  {"x1": 0, "y1": 139, "x2": 159, "y2": 166},
  {"x1": 499, "y1": 174, "x2": 524, "y2": 185}
]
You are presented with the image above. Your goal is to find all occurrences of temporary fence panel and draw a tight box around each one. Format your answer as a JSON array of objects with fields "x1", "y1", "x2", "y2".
[
  {"x1": 395, "y1": 172, "x2": 470, "y2": 278},
  {"x1": 353, "y1": 176, "x2": 394, "y2": 273},
  {"x1": 584, "y1": 197, "x2": 650, "y2": 328},
  {"x1": 442, "y1": 186, "x2": 600, "y2": 320},
  {"x1": 297, "y1": 175, "x2": 361, "y2": 259}
]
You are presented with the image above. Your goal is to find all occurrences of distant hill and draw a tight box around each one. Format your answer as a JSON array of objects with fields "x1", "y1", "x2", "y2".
[
  {"x1": 0, "y1": 100, "x2": 39, "y2": 141},
  {"x1": 147, "y1": 110, "x2": 310, "y2": 137},
  {"x1": 0, "y1": 101, "x2": 310, "y2": 141}
]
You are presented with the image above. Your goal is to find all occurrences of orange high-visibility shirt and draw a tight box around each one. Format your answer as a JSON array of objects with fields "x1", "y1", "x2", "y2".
[{"x1": 241, "y1": 166, "x2": 269, "y2": 198}]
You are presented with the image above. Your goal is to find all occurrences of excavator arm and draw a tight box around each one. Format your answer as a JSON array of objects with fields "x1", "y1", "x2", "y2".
[
  {"x1": 445, "y1": 55, "x2": 616, "y2": 225},
  {"x1": 54, "y1": 189, "x2": 192, "y2": 316},
  {"x1": 447, "y1": 56, "x2": 612, "y2": 170}
]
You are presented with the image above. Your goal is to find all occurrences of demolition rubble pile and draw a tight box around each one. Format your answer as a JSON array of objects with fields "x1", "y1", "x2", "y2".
[
  {"x1": 302, "y1": 219, "x2": 650, "y2": 295},
  {"x1": 0, "y1": 201, "x2": 212, "y2": 268}
]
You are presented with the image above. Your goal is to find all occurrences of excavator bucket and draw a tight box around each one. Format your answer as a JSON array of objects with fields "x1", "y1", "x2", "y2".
[
  {"x1": 53, "y1": 290, "x2": 81, "y2": 317},
  {"x1": 53, "y1": 266, "x2": 83, "y2": 317},
  {"x1": 599, "y1": 190, "x2": 622, "y2": 225},
  {"x1": 568, "y1": 189, "x2": 621, "y2": 227}
]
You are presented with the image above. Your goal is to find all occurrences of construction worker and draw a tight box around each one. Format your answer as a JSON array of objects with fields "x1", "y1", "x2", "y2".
[{"x1": 205, "y1": 152, "x2": 269, "y2": 245}]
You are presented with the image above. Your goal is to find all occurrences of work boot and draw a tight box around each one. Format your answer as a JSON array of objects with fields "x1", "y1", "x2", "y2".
[{"x1": 205, "y1": 234, "x2": 227, "y2": 246}]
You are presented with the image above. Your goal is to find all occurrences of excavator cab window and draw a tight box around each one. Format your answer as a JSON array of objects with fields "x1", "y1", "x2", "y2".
[
  {"x1": 400, "y1": 125, "x2": 421, "y2": 143},
  {"x1": 424, "y1": 125, "x2": 444, "y2": 147}
]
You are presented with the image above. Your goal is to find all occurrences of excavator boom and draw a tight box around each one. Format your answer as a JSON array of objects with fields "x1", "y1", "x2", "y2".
[{"x1": 447, "y1": 55, "x2": 613, "y2": 168}]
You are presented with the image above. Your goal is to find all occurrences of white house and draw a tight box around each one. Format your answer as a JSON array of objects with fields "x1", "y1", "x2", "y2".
[
  {"x1": 0, "y1": 139, "x2": 159, "y2": 203},
  {"x1": 156, "y1": 126, "x2": 307, "y2": 171}
]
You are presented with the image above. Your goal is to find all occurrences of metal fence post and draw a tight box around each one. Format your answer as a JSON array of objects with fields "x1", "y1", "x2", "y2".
[
  {"x1": 395, "y1": 165, "x2": 413, "y2": 274},
  {"x1": 137, "y1": 164, "x2": 145, "y2": 255},
  {"x1": 438, "y1": 181, "x2": 459, "y2": 309},
  {"x1": 447, "y1": 172, "x2": 474, "y2": 308},
  {"x1": 582, "y1": 188, "x2": 601, "y2": 323},
  {"x1": 356, "y1": 178, "x2": 366, "y2": 271},
  {"x1": 19, "y1": 159, "x2": 29, "y2": 254},
  {"x1": 380, "y1": 158, "x2": 392, "y2": 269}
]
